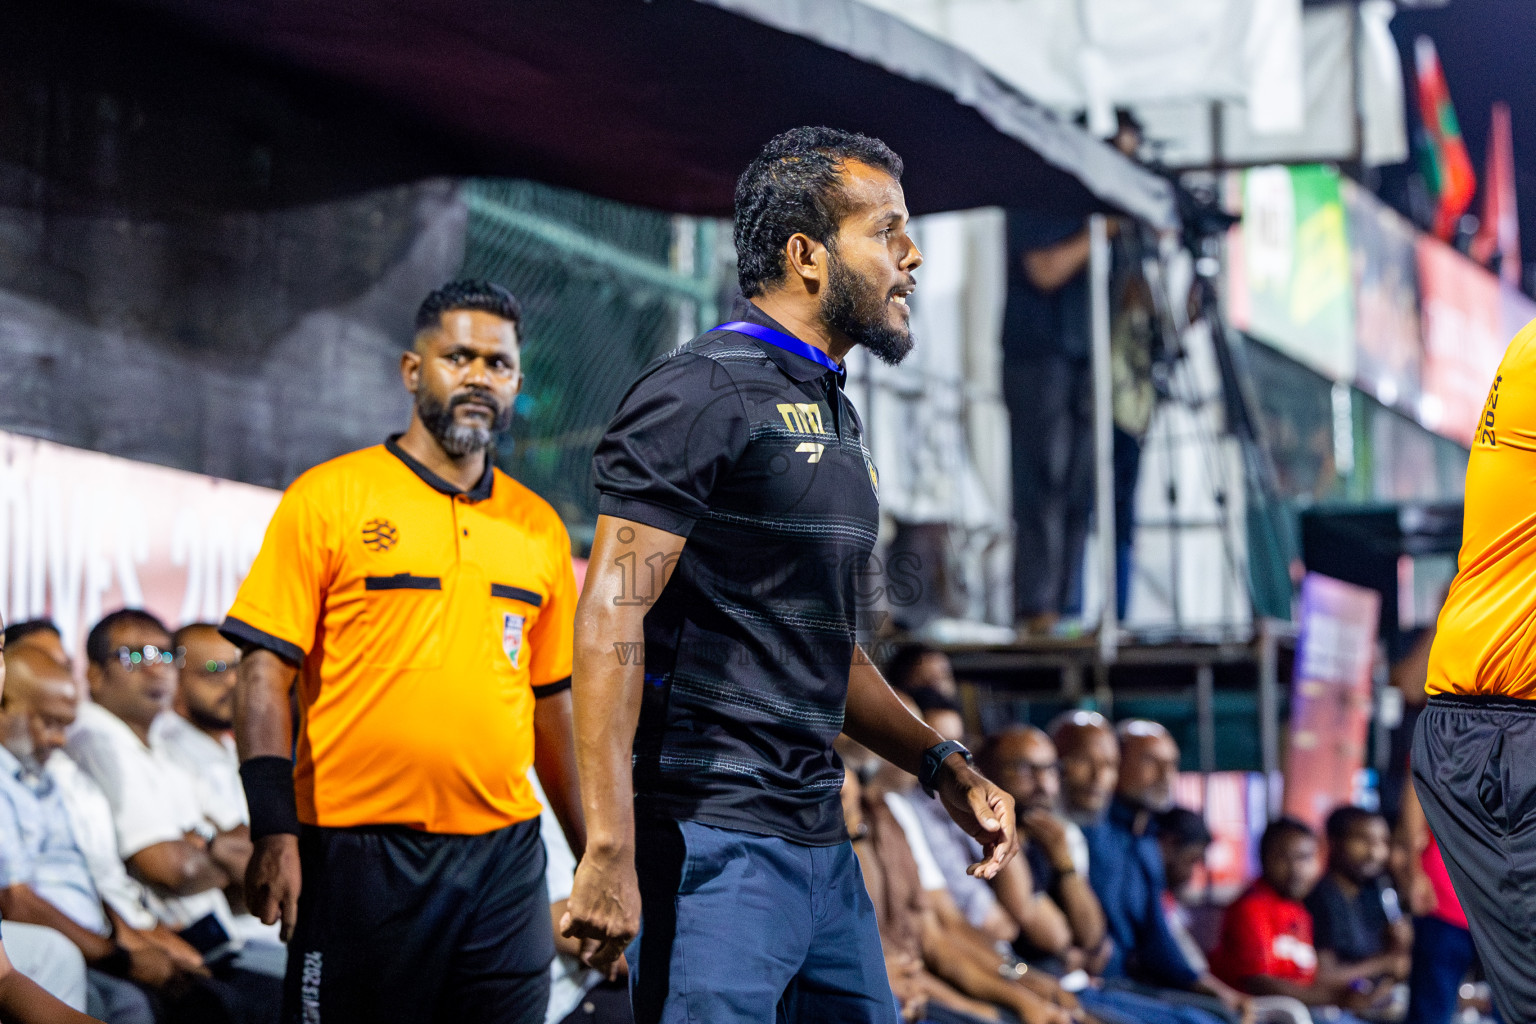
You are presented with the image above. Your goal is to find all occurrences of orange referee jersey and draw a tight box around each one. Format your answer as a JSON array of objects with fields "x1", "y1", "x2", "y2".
[
  {"x1": 222, "y1": 438, "x2": 577, "y2": 834},
  {"x1": 1428, "y1": 319, "x2": 1536, "y2": 698}
]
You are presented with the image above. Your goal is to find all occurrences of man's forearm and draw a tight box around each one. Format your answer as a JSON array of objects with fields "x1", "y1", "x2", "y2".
[
  {"x1": 842, "y1": 646, "x2": 942, "y2": 775},
  {"x1": 1055, "y1": 874, "x2": 1106, "y2": 950},
  {"x1": 571, "y1": 612, "x2": 645, "y2": 854},
  {"x1": 128, "y1": 842, "x2": 230, "y2": 896},
  {"x1": 234, "y1": 648, "x2": 297, "y2": 761},
  {"x1": 1241, "y1": 975, "x2": 1342, "y2": 1007},
  {"x1": 533, "y1": 689, "x2": 586, "y2": 858},
  {"x1": 0, "y1": 966, "x2": 100, "y2": 1024},
  {"x1": 0, "y1": 886, "x2": 116, "y2": 962}
]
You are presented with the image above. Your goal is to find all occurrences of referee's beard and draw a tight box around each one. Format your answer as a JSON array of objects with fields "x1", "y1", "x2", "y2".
[
  {"x1": 821, "y1": 246, "x2": 915, "y2": 367},
  {"x1": 417, "y1": 388, "x2": 513, "y2": 457}
]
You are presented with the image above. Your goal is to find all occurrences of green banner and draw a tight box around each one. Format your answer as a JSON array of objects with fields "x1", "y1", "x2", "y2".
[{"x1": 1231, "y1": 165, "x2": 1356, "y2": 382}]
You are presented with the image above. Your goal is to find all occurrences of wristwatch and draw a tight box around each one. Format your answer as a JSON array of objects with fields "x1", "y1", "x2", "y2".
[{"x1": 919, "y1": 740, "x2": 973, "y2": 797}]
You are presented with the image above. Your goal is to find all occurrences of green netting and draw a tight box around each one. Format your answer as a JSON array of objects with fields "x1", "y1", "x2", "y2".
[{"x1": 459, "y1": 179, "x2": 727, "y2": 546}]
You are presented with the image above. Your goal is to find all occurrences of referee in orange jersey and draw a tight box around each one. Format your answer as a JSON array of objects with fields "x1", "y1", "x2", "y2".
[
  {"x1": 222, "y1": 281, "x2": 583, "y2": 1024},
  {"x1": 1414, "y1": 319, "x2": 1536, "y2": 1023}
]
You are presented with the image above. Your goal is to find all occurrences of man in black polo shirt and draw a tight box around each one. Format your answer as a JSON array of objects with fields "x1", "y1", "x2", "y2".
[{"x1": 562, "y1": 128, "x2": 1019, "y2": 1024}]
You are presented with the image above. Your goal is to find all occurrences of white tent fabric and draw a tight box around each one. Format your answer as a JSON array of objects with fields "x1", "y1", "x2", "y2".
[{"x1": 853, "y1": 0, "x2": 1303, "y2": 136}]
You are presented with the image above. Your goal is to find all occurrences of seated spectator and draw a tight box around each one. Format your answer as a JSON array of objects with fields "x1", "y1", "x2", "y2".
[
  {"x1": 1087, "y1": 720, "x2": 1249, "y2": 1019},
  {"x1": 1, "y1": 622, "x2": 204, "y2": 956},
  {"x1": 904, "y1": 699, "x2": 1069, "y2": 952},
  {"x1": 154, "y1": 625, "x2": 283, "y2": 971},
  {"x1": 0, "y1": 646, "x2": 213, "y2": 1024},
  {"x1": 980, "y1": 725, "x2": 1105, "y2": 967},
  {"x1": 1210, "y1": 818, "x2": 1368, "y2": 1022},
  {"x1": 1049, "y1": 710, "x2": 1117, "y2": 840},
  {"x1": 1157, "y1": 807, "x2": 1213, "y2": 974},
  {"x1": 0, "y1": 621, "x2": 115, "y2": 1024},
  {"x1": 1394, "y1": 775, "x2": 1479, "y2": 1024},
  {"x1": 1, "y1": 622, "x2": 71, "y2": 673},
  {"x1": 1305, "y1": 808, "x2": 1411, "y2": 995},
  {"x1": 66, "y1": 610, "x2": 281, "y2": 1022},
  {"x1": 884, "y1": 643, "x2": 959, "y2": 702},
  {"x1": 155, "y1": 625, "x2": 244, "y2": 839},
  {"x1": 840, "y1": 737, "x2": 1076, "y2": 1024}
]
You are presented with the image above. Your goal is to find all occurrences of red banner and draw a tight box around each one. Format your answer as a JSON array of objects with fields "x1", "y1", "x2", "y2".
[{"x1": 1417, "y1": 235, "x2": 1505, "y2": 446}]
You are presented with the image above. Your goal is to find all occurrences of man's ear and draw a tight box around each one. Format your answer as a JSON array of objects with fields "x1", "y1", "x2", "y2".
[
  {"x1": 783, "y1": 232, "x2": 828, "y2": 292},
  {"x1": 400, "y1": 348, "x2": 422, "y2": 395},
  {"x1": 85, "y1": 662, "x2": 104, "y2": 701}
]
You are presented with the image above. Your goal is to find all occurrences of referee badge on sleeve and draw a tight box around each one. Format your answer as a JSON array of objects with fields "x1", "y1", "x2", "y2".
[{"x1": 501, "y1": 612, "x2": 525, "y2": 669}]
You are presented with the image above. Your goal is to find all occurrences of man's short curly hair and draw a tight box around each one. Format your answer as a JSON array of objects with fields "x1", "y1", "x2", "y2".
[
  {"x1": 733, "y1": 127, "x2": 904, "y2": 298},
  {"x1": 414, "y1": 279, "x2": 523, "y2": 336}
]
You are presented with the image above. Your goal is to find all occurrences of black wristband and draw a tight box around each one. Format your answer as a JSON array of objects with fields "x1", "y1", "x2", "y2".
[
  {"x1": 240, "y1": 756, "x2": 302, "y2": 839},
  {"x1": 919, "y1": 740, "x2": 973, "y2": 797}
]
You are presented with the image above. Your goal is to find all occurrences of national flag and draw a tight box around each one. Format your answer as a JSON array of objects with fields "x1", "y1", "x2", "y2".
[
  {"x1": 1471, "y1": 101, "x2": 1521, "y2": 286},
  {"x1": 1414, "y1": 36, "x2": 1477, "y2": 242}
]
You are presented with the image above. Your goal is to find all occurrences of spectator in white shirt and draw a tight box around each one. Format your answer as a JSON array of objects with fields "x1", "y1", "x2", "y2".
[
  {"x1": 155, "y1": 625, "x2": 244, "y2": 835},
  {"x1": 69, "y1": 610, "x2": 281, "y2": 1023}
]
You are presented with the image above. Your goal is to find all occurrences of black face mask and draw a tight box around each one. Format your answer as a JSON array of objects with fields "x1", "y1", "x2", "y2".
[{"x1": 820, "y1": 247, "x2": 914, "y2": 367}]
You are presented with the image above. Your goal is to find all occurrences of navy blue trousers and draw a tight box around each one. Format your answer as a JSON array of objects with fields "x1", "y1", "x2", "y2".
[{"x1": 629, "y1": 819, "x2": 898, "y2": 1024}]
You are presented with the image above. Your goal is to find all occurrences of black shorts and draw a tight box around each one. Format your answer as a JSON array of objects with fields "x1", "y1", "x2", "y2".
[
  {"x1": 283, "y1": 817, "x2": 552, "y2": 1024},
  {"x1": 1413, "y1": 693, "x2": 1536, "y2": 1024}
]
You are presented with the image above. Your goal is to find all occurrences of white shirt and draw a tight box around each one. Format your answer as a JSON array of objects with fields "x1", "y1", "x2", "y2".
[
  {"x1": 66, "y1": 702, "x2": 239, "y2": 934},
  {"x1": 46, "y1": 753, "x2": 159, "y2": 931},
  {"x1": 883, "y1": 790, "x2": 948, "y2": 892},
  {"x1": 152, "y1": 714, "x2": 248, "y2": 833},
  {"x1": 530, "y1": 773, "x2": 600, "y2": 1024},
  {"x1": 1063, "y1": 818, "x2": 1090, "y2": 877}
]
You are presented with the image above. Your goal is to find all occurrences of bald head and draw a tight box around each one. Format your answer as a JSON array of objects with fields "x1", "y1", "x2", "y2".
[
  {"x1": 981, "y1": 725, "x2": 1058, "y2": 813},
  {"x1": 1051, "y1": 711, "x2": 1119, "y2": 821},
  {"x1": 0, "y1": 646, "x2": 79, "y2": 768},
  {"x1": 4, "y1": 646, "x2": 78, "y2": 708},
  {"x1": 1116, "y1": 719, "x2": 1179, "y2": 812}
]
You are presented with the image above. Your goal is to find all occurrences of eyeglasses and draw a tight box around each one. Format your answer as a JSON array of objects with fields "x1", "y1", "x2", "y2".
[
  {"x1": 171, "y1": 648, "x2": 237, "y2": 674},
  {"x1": 114, "y1": 645, "x2": 174, "y2": 671}
]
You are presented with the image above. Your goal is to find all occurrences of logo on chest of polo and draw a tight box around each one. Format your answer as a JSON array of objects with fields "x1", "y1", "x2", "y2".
[
  {"x1": 776, "y1": 402, "x2": 829, "y2": 463},
  {"x1": 502, "y1": 612, "x2": 525, "y2": 669}
]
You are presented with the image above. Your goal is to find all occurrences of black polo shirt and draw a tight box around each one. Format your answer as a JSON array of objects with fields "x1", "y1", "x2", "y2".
[
  {"x1": 1305, "y1": 873, "x2": 1395, "y2": 964},
  {"x1": 592, "y1": 299, "x2": 881, "y2": 845}
]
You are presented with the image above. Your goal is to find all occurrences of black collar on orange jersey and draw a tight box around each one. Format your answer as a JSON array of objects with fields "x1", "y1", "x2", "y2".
[{"x1": 385, "y1": 435, "x2": 495, "y2": 503}]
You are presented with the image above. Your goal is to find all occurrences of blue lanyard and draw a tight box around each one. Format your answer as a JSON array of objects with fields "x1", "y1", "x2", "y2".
[{"x1": 714, "y1": 321, "x2": 845, "y2": 383}]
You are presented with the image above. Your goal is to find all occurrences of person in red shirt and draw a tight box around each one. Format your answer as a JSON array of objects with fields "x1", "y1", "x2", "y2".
[{"x1": 1210, "y1": 818, "x2": 1372, "y2": 1018}]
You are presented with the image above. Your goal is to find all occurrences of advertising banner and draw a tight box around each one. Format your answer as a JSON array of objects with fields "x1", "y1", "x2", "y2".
[
  {"x1": 1283, "y1": 572, "x2": 1380, "y2": 831},
  {"x1": 1342, "y1": 179, "x2": 1423, "y2": 415},
  {"x1": 1227, "y1": 164, "x2": 1356, "y2": 382},
  {"x1": 0, "y1": 431, "x2": 281, "y2": 655},
  {"x1": 1417, "y1": 236, "x2": 1504, "y2": 446},
  {"x1": 1501, "y1": 283, "x2": 1536, "y2": 352},
  {"x1": 1173, "y1": 771, "x2": 1271, "y2": 901}
]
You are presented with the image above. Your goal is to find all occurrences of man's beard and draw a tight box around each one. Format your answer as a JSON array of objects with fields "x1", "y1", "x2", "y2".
[
  {"x1": 417, "y1": 389, "x2": 512, "y2": 457},
  {"x1": 821, "y1": 250, "x2": 915, "y2": 367},
  {"x1": 187, "y1": 703, "x2": 233, "y2": 733}
]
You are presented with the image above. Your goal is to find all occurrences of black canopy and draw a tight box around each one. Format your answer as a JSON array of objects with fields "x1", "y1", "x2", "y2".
[{"x1": 112, "y1": 0, "x2": 1175, "y2": 224}]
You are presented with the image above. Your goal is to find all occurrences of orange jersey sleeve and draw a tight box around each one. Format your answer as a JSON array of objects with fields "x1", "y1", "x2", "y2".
[{"x1": 223, "y1": 475, "x2": 336, "y2": 664}]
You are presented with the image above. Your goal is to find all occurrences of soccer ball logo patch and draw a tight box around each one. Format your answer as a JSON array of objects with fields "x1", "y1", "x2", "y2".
[
  {"x1": 502, "y1": 612, "x2": 525, "y2": 669},
  {"x1": 362, "y1": 518, "x2": 399, "y2": 552}
]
